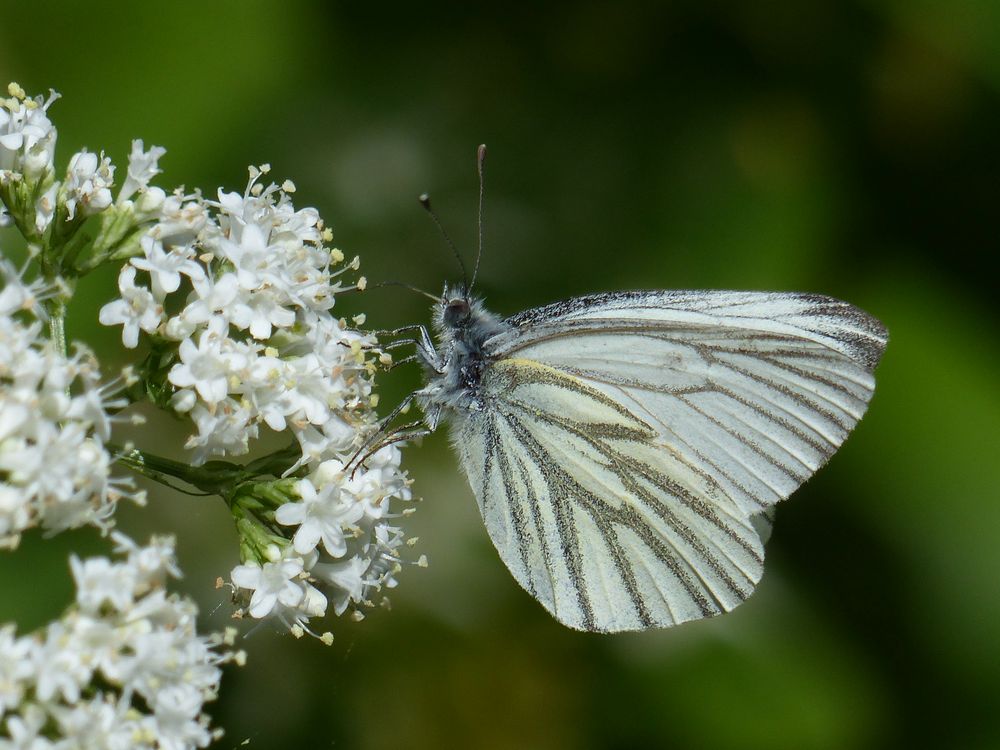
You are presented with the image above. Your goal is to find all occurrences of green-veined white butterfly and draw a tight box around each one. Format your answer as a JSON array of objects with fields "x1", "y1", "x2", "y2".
[{"x1": 381, "y1": 147, "x2": 887, "y2": 633}]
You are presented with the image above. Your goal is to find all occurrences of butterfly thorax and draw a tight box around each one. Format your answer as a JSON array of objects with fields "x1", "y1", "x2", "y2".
[{"x1": 418, "y1": 287, "x2": 510, "y2": 415}]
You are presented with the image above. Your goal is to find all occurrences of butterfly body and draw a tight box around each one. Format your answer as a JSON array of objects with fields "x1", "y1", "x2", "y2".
[
  {"x1": 418, "y1": 285, "x2": 507, "y2": 413},
  {"x1": 413, "y1": 286, "x2": 887, "y2": 632}
]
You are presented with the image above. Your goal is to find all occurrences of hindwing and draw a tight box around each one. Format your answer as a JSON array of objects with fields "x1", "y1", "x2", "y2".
[{"x1": 456, "y1": 358, "x2": 766, "y2": 632}]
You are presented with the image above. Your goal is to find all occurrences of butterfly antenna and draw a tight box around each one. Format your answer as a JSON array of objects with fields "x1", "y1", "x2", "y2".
[
  {"x1": 470, "y1": 143, "x2": 487, "y2": 293},
  {"x1": 372, "y1": 279, "x2": 441, "y2": 303},
  {"x1": 419, "y1": 193, "x2": 469, "y2": 294}
]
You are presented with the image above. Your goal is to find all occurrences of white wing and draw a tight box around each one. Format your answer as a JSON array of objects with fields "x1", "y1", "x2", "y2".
[
  {"x1": 454, "y1": 358, "x2": 766, "y2": 632},
  {"x1": 488, "y1": 291, "x2": 887, "y2": 516},
  {"x1": 452, "y1": 291, "x2": 886, "y2": 632}
]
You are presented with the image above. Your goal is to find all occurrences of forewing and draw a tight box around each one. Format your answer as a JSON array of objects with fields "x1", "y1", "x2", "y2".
[
  {"x1": 454, "y1": 358, "x2": 766, "y2": 633},
  {"x1": 487, "y1": 290, "x2": 887, "y2": 515}
]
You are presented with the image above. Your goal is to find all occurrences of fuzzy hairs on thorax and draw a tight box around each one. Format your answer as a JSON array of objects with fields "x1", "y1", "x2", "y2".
[{"x1": 419, "y1": 284, "x2": 510, "y2": 414}]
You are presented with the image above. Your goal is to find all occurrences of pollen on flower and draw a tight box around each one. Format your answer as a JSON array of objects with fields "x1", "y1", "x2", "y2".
[{"x1": 121, "y1": 365, "x2": 140, "y2": 386}]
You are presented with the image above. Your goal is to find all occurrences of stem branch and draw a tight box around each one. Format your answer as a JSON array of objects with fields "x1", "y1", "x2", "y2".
[{"x1": 111, "y1": 444, "x2": 248, "y2": 496}]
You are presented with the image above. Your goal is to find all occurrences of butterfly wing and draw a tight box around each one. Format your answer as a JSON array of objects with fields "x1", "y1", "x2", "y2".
[
  {"x1": 489, "y1": 291, "x2": 887, "y2": 516},
  {"x1": 454, "y1": 357, "x2": 767, "y2": 631},
  {"x1": 453, "y1": 291, "x2": 886, "y2": 632}
]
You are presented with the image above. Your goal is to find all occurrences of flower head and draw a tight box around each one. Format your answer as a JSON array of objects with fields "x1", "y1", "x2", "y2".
[
  {"x1": 62, "y1": 149, "x2": 115, "y2": 220},
  {"x1": 100, "y1": 164, "x2": 382, "y2": 471},
  {"x1": 0, "y1": 266, "x2": 139, "y2": 548},
  {"x1": 0, "y1": 83, "x2": 58, "y2": 179},
  {"x1": 118, "y1": 138, "x2": 166, "y2": 204},
  {"x1": 0, "y1": 536, "x2": 240, "y2": 748}
]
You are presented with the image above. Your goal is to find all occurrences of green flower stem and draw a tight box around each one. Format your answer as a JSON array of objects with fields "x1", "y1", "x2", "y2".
[
  {"x1": 57, "y1": 226, "x2": 95, "y2": 276},
  {"x1": 47, "y1": 300, "x2": 66, "y2": 358},
  {"x1": 112, "y1": 444, "x2": 250, "y2": 497},
  {"x1": 69, "y1": 210, "x2": 149, "y2": 275},
  {"x1": 243, "y1": 440, "x2": 302, "y2": 477},
  {"x1": 45, "y1": 199, "x2": 85, "y2": 264},
  {"x1": 0, "y1": 174, "x2": 52, "y2": 248},
  {"x1": 111, "y1": 442, "x2": 304, "y2": 506}
]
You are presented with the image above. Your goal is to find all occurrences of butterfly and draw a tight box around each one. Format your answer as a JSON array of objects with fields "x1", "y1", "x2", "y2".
[{"x1": 378, "y1": 147, "x2": 887, "y2": 633}]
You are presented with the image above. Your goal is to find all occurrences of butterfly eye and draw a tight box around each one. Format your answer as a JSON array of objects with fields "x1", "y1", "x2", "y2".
[{"x1": 443, "y1": 298, "x2": 471, "y2": 326}]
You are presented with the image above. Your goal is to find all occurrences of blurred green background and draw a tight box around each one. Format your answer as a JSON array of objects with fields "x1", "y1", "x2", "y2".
[{"x1": 2, "y1": 1, "x2": 998, "y2": 748}]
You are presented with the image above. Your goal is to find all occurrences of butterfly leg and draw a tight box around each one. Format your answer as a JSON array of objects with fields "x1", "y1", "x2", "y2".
[
  {"x1": 373, "y1": 324, "x2": 442, "y2": 372},
  {"x1": 347, "y1": 419, "x2": 432, "y2": 477},
  {"x1": 375, "y1": 391, "x2": 419, "y2": 432},
  {"x1": 382, "y1": 340, "x2": 421, "y2": 370},
  {"x1": 387, "y1": 354, "x2": 420, "y2": 370},
  {"x1": 344, "y1": 389, "x2": 429, "y2": 471},
  {"x1": 384, "y1": 338, "x2": 419, "y2": 350},
  {"x1": 413, "y1": 324, "x2": 442, "y2": 371},
  {"x1": 370, "y1": 324, "x2": 428, "y2": 337}
]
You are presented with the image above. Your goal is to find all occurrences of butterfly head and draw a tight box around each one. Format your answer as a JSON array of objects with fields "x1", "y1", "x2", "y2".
[
  {"x1": 442, "y1": 290, "x2": 472, "y2": 328},
  {"x1": 435, "y1": 283, "x2": 473, "y2": 330},
  {"x1": 431, "y1": 284, "x2": 507, "y2": 350}
]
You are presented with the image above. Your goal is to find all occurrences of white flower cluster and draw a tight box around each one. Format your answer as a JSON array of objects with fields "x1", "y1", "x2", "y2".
[
  {"x1": 0, "y1": 84, "x2": 164, "y2": 244},
  {"x1": 0, "y1": 534, "x2": 240, "y2": 749},
  {"x1": 0, "y1": 83, "x2": 57, "y2": 185},
  {"x1": 1, "y1": 81, "x2": 421, "y2": 642},
  {"x1": 0, "y1": 263, "x2": 138, "y2": 549},
  {"x1": 100, "y1": 165, "x2": 376, "y2": 465},
  {"x1": 97, "y1": 161, "x2": 418, "y2": 634},
  {"x1": 231, "y1": 443, "x2": 421, "y2": 638}
]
